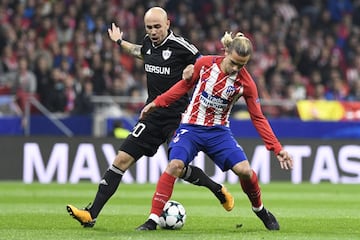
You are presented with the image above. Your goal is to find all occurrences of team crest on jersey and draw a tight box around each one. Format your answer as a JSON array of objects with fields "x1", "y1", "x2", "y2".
[
  {"x1": 225, "y1": 86, "x2": 237, "y2": 97},
  {"x1": 226, "y1": 85, "x2": 244, "y2": 102},
  {"x1": 162, "y1": 49, "x2": 172, "y2": 60}
]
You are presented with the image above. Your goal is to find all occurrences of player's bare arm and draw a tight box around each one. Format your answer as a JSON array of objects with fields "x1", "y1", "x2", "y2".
[{"x1": 108, "y1": 23, "x2": 143, "y2": 60}]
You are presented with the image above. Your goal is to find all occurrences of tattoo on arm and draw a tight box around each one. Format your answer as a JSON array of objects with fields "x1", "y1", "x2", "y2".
[
  {"x1": 121, "y1": 42, "x2": 143, "y2": 60},
  {"x1": 131, "y1": 45, "x2": 142, "y2": 59}
]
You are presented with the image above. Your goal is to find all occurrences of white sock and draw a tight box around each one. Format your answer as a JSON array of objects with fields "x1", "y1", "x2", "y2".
[
  {"x1": 149, "y1": 213, "x2": 159, "y2": 224},
  {"x1": 252, "y1": 204, "x2": 264, "y2": 212}
]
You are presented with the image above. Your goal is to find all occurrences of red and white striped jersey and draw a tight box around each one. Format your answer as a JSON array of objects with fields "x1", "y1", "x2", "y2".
[
  {"x1": 182, "y1": 56, "x2": 244, "y2": 126},
  {"x1": 154, "y1": 55, "x2": 283, "y2": 154}
]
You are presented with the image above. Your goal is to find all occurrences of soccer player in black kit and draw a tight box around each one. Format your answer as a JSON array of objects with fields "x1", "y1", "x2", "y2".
[{"x1": 66, "y1": 7, "x2": 234, "y2": 229}]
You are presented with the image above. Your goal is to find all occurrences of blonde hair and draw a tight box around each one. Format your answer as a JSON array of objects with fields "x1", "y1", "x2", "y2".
[{"x1": 221, "y1": 31, "x2": 253, "y2": 56}]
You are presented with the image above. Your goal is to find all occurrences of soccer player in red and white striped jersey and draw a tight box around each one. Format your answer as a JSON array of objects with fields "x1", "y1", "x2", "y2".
[{"x1": 138, "y1": 32, "x2": 293, "y2": 231}]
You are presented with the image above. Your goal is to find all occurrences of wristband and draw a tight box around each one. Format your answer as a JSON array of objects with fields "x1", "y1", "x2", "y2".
[{"x1": 116, "y1": 39, "x2": 122, "y2": 46}]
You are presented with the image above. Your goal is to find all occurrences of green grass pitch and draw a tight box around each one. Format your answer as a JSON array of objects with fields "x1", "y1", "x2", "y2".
[{"x1": 0, "y1": 182, "x2": 359, "y2": 240}]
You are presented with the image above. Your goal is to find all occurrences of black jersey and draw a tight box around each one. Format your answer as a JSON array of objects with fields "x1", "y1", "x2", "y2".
[{"x1": 141, "y1": 30, "x2": 201, "y2": 120}]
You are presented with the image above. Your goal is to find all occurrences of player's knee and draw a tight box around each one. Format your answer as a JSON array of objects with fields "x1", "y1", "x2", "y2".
[
  {"x1": 239, "y1": 167, "x2": 253, "y2": 179},
  {"x1": 113, "y1": 151, "x2": 134, "y2": 171},
  {"x1": 166, "y1": 160, "x2": 185, "y2": 177},
  {"x1": 232, "y1": 161, "x2": 252, "y2": 179}
]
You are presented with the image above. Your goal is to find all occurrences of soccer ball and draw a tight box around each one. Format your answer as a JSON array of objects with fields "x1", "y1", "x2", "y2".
[{"x1": 158, "y1": 200, "x2": 186, "y2": 230}]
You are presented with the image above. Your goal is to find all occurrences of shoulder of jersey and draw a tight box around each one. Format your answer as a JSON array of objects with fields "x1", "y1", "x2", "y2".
[
  {"x1": 167, "y1": 32, "x2": 199, "y2": 54},
  {"x1": 143, "y1": 34, "x2": 151, "y2": 43},
  {"x1": 196, "y1": 55, "x2": 217, "y2": 65}
]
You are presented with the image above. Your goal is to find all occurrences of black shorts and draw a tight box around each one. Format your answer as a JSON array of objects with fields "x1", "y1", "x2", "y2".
[{"x1": 119, "y1": 115, "x2": 180, "y2": 160}]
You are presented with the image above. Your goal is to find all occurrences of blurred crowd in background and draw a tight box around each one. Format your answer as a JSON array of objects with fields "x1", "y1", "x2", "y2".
[{"x1": 0, "y1": 0, "x2": 359, "y2": 118}]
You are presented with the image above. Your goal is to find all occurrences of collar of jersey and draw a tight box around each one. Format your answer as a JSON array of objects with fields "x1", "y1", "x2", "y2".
[{"x1": 151, "y1": 30, "x2": 173, "y2": 49}]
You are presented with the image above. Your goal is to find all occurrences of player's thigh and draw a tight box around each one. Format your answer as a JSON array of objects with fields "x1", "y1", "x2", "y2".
[
  {"x1": 206, "y1": 132, "x2": 248, "y2": 171},
  {"x1": 120, "y1": 120, "x2": 171, "y2": 158},
  {"x1": 169, "y1": 129, "x2": 200, "y2": 165}
]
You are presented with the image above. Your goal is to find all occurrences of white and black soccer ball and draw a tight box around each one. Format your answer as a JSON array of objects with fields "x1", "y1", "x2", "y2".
[{"x1": 158, "y1": 200, "x2": 186, "y2": 230}]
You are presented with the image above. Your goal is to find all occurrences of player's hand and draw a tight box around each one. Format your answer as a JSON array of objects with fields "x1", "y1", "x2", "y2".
[
  {"x1": 140, "y1": 101, "x2": 157, "y2": 119},
  {"x1": 108, "y1": 22, "x2": 123, "y2": 42},
  {"x1": 276, "y1": 149, "x2": 293, "y2": 170},
  {"x1": 182, "y1": 64, "x2": 194, "y2": 82}
]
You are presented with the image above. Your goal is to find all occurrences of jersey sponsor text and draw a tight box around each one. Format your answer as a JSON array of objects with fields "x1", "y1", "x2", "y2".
[
  {"x1": 145, "y1": 64, "x2": 171, "y2": 75},
  {"x1": 200, "y1": 92, "x2": 228, "y2": 111}
]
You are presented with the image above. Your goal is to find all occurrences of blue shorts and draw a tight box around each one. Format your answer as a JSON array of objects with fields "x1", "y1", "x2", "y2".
[{"x1": 169, "y1": 124, "x2": 248, "y2": 171}]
